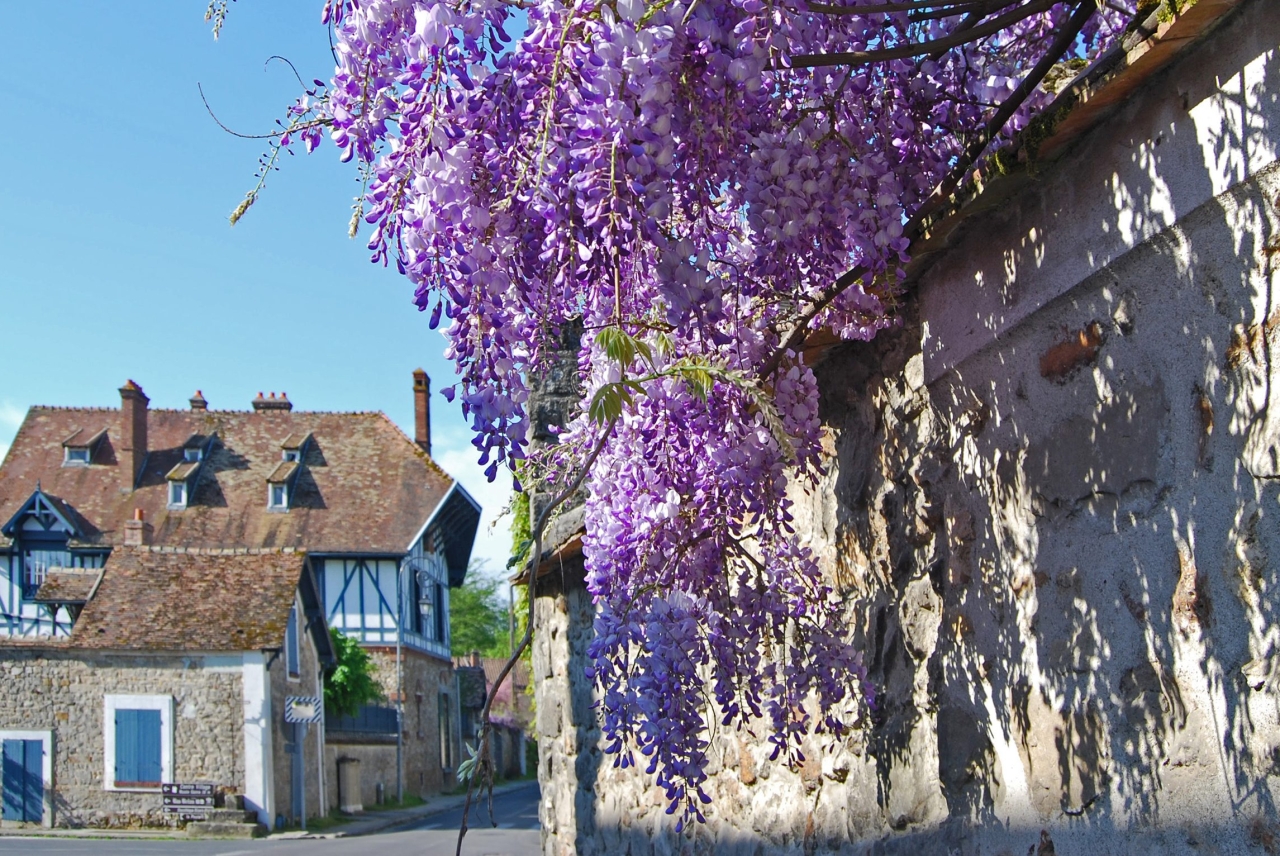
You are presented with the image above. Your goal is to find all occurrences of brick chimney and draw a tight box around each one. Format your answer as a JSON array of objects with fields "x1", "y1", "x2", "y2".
[
  {"x1": 189, "y1": 390, "x2": 208, "y2": 411},
  {"x1": 119, "y1": 380, "x2": 149, "y2": 490},
  {"x1": 413, "y1": 369, "x2": 431, "y2": 455},
  {"x1": 252, "y1": 391, "x2": 293, "y2": 412},
  {"x1": 123, "y1": 508, "x2": 152, "y2": 547}
]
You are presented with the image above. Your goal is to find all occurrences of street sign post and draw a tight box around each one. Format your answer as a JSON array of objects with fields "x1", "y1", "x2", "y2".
[
  {"x1": 161, "y1": 783, "x2": 215, "y2": 821},
  {"x1": 284, "y1": 696, "x2": 324, "y2": 831}
]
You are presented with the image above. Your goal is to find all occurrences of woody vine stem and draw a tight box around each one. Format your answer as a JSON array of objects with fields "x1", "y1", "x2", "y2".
[
  {"x1": 455, "y1": 415, "x2": 618, "y2": 856},
  {"x1": 208, "y1": 0, "x2": 1137, "y2": 832}
]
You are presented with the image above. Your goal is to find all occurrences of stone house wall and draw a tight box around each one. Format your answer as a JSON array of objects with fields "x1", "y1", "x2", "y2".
[
  {"x1": 0, "y1": 651, "x2": 243, "y2": 829},
  {"x1": 533, "y1": 1, "x2": 1280, "y2": 853},
  {"x1": 325, "y1": 647, "x2": 457, "y2": 810}
]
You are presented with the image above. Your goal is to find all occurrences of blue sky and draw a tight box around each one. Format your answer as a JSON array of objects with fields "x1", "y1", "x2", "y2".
[{"x1": 0, "y1": 3, "x2": 513, "y2": 576}]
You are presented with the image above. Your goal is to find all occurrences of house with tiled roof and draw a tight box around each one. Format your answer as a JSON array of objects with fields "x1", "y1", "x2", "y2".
[{"x1": 0, "y1": 374, "x2": 481, "y2": 829}]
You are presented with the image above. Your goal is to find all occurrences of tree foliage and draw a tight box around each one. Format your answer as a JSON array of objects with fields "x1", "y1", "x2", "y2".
[
  {"x1": 450, "y1": 569, "x2": 511, "y2": 658},
  {"x1": 215, "y1": 0, "x2": 1138, "y2": 826},
  {"x1": 324, "y1": 628, "x2": 385, "y2": 718}
]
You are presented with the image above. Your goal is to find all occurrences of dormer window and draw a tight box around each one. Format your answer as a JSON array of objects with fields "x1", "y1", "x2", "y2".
[
  {"x1": 267, "y1": 434, "x2": 307, "y2": 512},
  {"x1": 181, "y1": 433, "x2": 214, "y2": 464},
  {"x1": 165, "y1": 440, "x2": 206, "y2": 511},
  {"x1": 61, "y1": 428, "x2": 106, "y2": 467},
  {"x1": 279, "y1": 433, "x2": 311, "y2": 463}
]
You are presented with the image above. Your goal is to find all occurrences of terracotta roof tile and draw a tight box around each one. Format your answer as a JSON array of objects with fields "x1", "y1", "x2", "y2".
[
  {"x1": 33, "y1": 568, "x2": 102, "y2": 604},
  {"x1": 63, "y1": 546, "x2": 305, "y2": 651},
  {"x1": 0, "y1": 407, "x2": 455, "y2": 553}
]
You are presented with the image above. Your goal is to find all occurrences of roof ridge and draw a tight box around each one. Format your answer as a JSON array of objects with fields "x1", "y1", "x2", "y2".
[
  {"x1": 148, "y1": 408, "x2": 389, "y2": 415},
  {"x1": 123, "y1": 545, "x2": 304, "y2": 556}
]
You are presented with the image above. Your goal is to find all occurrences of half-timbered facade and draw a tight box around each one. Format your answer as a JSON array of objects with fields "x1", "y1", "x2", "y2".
[{"x1": 0, "y1": 372, "x2": 480, "y2": 825}]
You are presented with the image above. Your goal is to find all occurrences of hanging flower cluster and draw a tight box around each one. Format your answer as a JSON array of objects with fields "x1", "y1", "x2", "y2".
[{"x1": 232, "y1": 0, "x2": 1132, "y2": 824}]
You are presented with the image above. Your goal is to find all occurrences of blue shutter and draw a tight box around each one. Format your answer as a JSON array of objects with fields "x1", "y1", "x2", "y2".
[
  {"x1": 21, "y1": 741, "x2": 41, "y2": 823},
  {"x1": 286, "y1": 607, "x2": 299, "y2": 676},
  {"x1": 114, "y1": 709, "x2": 137, "y2": 785},
  {"x1": 2, "y1": 740, "x2": 22, "y2": 821},
  {"x1": 115, "y1": 709, "x2": 161, "y2": 786},
  {"x1": 434, "y1": 583, "x2": 446, "y2": 642},
  {"x1": 136, "y1": 710, "x2": 161, "y2": 785}
]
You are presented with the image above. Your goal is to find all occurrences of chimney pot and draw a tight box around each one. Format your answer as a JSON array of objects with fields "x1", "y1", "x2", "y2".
[
  {"x1": 413, "y1": 369, "x2": 432, "y2": 456},
  {"x1": 253, "y1": 391, "x2": 293, "y2": 412},
  {"x1": 124, "y1": 508, "x2": 152, "y2": 547},
  {"x1": 118, "y1": 381, "x2": 149, "y2": 491},
  {"x1": 189, "y1": 390, "x2": 208, "y2": 412}
]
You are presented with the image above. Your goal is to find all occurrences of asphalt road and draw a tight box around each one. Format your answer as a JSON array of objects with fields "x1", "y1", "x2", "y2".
[
  {"x1": 399, "y1": 782, "x2": 540, "y2": 832},
  {"x1": 0, "y1": 783, "x2": 542, "y2": 856}
]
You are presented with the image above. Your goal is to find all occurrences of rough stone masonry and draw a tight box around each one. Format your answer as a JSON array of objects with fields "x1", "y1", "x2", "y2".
[{"x1": 531, "y1": 0, "x2": 1280, "y2": 853}]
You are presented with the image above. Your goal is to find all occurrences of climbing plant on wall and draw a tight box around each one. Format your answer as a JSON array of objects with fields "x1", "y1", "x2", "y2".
[{"x1": 210, "y1": 0, "x2": 1136, "y2": 831}]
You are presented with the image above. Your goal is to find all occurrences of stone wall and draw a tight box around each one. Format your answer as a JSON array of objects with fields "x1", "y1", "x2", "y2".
[
  {"x1": 0, "y1": 651, "x2": 243, "y2": 829},
  {"x1": 533, "y1": 1, "x2": 1280, "y2": 853},
  {"x1": 532, "y1": 555, "x2": 598, "y2": 854},
  {"x1": 326, "y1": 646, "x2": 457, "y2": 810},
  {"x1": 323, "y1": 742, "x2": 398, "y2": 810}
]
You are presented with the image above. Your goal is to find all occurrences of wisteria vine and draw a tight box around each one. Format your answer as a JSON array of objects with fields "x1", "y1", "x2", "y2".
[{"x1": 216, "y1": 0, "x2": 1135, "y2": 830}]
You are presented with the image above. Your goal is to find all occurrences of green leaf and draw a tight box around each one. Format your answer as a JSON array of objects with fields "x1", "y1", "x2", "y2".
[
  {"x1": 457, "y1": 742, "x2": 480, "y2": 782},
  {"x1": 597, "y1": 327, "x2": 637, "y2": 368},
  {"x1": 324, "y1": 629, "x2": 385, "y2": 718}
]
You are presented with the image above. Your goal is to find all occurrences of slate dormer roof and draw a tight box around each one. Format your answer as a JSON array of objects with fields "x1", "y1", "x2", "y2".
[
  {"x1": 0, "y1": 407, "x2": 457, "y2": 554},
  {"x1": 6, "y1": 547, "x2": 332, "y2": 660}
]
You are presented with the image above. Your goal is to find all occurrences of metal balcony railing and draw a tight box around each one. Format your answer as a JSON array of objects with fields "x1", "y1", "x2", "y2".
[{"x1": 326, "y1": 704, "x2": 398, "y2": 735}]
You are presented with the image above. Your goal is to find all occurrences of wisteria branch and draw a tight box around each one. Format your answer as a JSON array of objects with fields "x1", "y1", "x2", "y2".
[
  {"x1": 788, "y1": 0, "x2": 1061, "y2": 67},
  {"x1": 455, "y1": 415, "x2": 620, "y2": 856},
  {"x1": 761, "y1": 0, "x2": 1096, "y2": 377}
]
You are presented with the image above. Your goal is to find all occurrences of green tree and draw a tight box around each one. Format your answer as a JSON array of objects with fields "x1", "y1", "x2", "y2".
[
  {"x1": 450, "y1": 569, "x2": 509, "y2": 658},
  {"x1": 324, "y1": 629, "x2": 384, "y2": 718}
]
